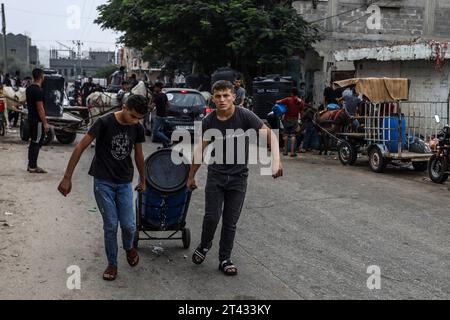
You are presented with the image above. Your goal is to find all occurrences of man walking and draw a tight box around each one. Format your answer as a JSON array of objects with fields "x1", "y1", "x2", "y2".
[
  {"x1": 188, "y1": 80, "x2": 283, "y2": 276},
  {"x1": 151, "y1": 82, "x2": 171, "y2": 147},
  {"x1": 27, "y1": 68, "x2": 49, "y2": 174},
  {"x1": 233, "y1": 77, "x2": 246, "y2": 108}
]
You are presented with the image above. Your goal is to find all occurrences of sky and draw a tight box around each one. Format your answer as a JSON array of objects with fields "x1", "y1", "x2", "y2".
[{"x1": 2, "y1": 0, "x2": 121, "y2": 65}]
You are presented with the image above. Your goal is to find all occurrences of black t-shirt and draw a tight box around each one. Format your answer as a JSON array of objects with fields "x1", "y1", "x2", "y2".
[
  {"x1": 153, "y1": 92, "x2": 168, "y2": 117},
  {"x1": 202, "y1": 107, "x2": 264, "y2": 176},
  {"x1": 26, "y1": 84, "x2": 44, "y2": 123},
  {"x1": 88, "y1": 113, "x2": 145, "y2": 184},
  {"x1": 81, "y1": 82, "x2": 95, "y2": 97}
]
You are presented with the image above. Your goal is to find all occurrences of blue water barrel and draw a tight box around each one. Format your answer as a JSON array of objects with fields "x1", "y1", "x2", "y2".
[
  {"x1": 141, "y1": 187, "x2": 189, "y2": 228},
  {"x1": 145, "y1": 149, "x2": 190, "y2": 194},
  {"x1": 383, "y1": 115, "x2": 406, "y2": 153}
]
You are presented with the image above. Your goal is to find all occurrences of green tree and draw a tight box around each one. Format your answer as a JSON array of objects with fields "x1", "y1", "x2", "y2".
[
  {"x1": 94, "y1": 64, "x2": 118, "y2": 79},
  {"x1": 96, "y1": 0, "x2": 319, "y2": 82}
]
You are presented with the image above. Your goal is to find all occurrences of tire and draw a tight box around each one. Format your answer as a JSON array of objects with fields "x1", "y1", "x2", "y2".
[
  {"x1": 55, "y1": 130, "x2": 77, "y2": 145},
  {"x1": 428, "y1": 155, "x2": 449, "y2": 184},
  {"x1": 412, "y1": 161, "x2": 428, "y2": 172},
  {"x1": 369, "y1": 147, "x2": 387, "y2": 173},
  {"x1": 42, "y1": 129, "x2": 54, "y2": 146},
  {"x1": 20, "y1": 119, "x2": 30, "y2": 141},
  {"x1": 182, "y1": 228, "x2": 191, "y2": 249},
  {"x1": 338, "y1": 141, "x2": 358, "y2": 166}
]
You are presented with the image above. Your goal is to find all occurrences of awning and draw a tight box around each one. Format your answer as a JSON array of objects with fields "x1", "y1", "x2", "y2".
[{"x1": 333, "y1": 78, "x2": 409, "y2": 102}]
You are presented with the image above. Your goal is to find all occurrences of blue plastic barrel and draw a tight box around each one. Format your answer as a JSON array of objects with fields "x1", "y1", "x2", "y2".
[{"x1": 383, "y1": 116, "x2": 406, "y2": 153}]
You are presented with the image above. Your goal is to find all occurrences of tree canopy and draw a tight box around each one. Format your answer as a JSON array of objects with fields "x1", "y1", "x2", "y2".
[{"x1": 96, "y1": 0, "x2": 319, "y2": 76}]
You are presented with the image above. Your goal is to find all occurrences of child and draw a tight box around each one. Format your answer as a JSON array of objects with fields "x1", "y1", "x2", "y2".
[
  {"x1": 58, "y1": 94, "x2": 149, "y2": 281},
  {"x1": 188, "y1": 80, "x2": 283, "y2": 276}
]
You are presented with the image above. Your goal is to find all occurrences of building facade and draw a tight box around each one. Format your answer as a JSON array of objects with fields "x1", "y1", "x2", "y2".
[
  {"x1": 50, "y1": 51, "x2": 116, "y2": 81},
  {"x1": 293, "y1": 0, "x2": 450, "y2": 104},
  {"x1": 118, "y1": 47, "x2": 161, "y2": 83},
  {"x1": 0, "y1": 33, "x2": 40, "y2": 71}
]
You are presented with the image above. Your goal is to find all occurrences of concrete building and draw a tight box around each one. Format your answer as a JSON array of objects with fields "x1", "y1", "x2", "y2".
[
  {"x1": 50, "y1": 50, "x2": 116, "y2": 81},
  {"x1": 119, "y1": 47, "x2": 161, "y2": 83},
  {"x1": 0, "y1": 33, "x2": 40, "y2": 71},
  {"x1": 292, "y1": 0, "x2": 450, "y2": 105}
]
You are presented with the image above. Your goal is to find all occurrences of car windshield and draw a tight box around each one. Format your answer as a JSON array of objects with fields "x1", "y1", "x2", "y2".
[{"x1": 167, "y1": 92, "x2": 205, "y2": 107}]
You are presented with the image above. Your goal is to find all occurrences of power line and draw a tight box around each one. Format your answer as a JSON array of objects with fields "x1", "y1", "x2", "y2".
[
  {"x1": 7, "y1": 7, "x2": 95, "y2": 20},
  {"x1": 309, "y1": 0, "x2": 383, "y2": 24}
]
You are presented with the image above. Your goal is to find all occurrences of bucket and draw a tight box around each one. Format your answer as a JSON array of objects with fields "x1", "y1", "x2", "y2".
[{"x1": 145, "y1": 149, "x2": 190, "y2": 194}]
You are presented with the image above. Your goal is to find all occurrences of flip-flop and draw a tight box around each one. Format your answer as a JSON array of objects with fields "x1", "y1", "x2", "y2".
[
  {"x1": 103, "y1": 265, "x2": 118, "y2": 281},
  {"x1": 219, "y1": 260, "x2": 238, "y2": 276},
  {"x1": 126, "y1": 248, "x2": 140, "y2": 267}
]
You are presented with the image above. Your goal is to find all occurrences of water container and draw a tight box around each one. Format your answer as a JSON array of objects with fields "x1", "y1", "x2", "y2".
[
  {"x1": 272, "y1": 104, "x2": 287, "y2": 118},
  {"x1": 383, "y1": 115, "x2": 407, "y2": 153},
  {"x1": 211, "y1": 67, "x2": 238, "y2": 87},
  {"x1": 253, "y1": 76, "x2": 293, "y2": 119},
  {"x1": 42, "y1": 73, "x2": 65, "y2": 117},
  {"x1": 141, "y1": 187, "x2": 190, "y2": 228},
  {"x1": 145, "y1": 149, "x2": 190, "y2": 194}
]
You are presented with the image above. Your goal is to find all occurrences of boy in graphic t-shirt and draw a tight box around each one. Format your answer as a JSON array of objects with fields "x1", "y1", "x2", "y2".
[{"x1": 58, "y1": 94, "x2": 149, "y2": 281}]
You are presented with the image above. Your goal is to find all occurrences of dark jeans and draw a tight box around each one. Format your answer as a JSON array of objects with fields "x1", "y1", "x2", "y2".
[
  {"x1": 8, "y1": 110, "x2": 19, "y2": 127},
  {"x1": 302, "y1": 120, "x2": 315, "y2": 150},
  {"x1": 201, "y1": 171, "x2": 248, "y2": 262},
  {"x1": 153, "y1": 116, "x2": 171, "y2": 145},
  {"x1": 28, "y1": 121, "x2": 45, "y2": 169}
]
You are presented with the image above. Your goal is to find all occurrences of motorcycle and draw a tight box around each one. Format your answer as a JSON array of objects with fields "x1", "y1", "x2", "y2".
[{"x1": 428, "y1": 115, "x2": 450, "y2": 183}]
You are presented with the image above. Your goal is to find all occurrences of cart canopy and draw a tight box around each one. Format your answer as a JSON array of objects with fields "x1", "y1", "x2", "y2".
[{"x1": 333, "y1": 78, "x2": 409, "y2": 103}]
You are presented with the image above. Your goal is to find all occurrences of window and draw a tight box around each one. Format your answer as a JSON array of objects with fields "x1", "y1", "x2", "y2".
[{"x1": 10, "y1": 49, "x2": 16, "y2": 54}]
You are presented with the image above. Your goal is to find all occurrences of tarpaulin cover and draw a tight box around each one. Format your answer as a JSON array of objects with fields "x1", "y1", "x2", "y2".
[{"x1": 333, "y1": 78, "x2": 409, "y2": 103}]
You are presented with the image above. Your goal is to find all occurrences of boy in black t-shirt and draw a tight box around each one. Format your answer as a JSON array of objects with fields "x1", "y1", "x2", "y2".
[{"x1": 58, "y1": 95, "x2": 149, "y2": 281}]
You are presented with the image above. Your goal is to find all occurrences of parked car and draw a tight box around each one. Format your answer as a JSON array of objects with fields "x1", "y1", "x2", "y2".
[{"x1": 145, "y1": 88, "x2": 214, "y2": 142}]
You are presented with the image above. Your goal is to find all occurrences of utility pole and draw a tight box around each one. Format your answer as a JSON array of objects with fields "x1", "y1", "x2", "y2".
[
  {"x1": 1, "y1": 3, "x2": 8, "y2": 73},
  {"x1": 73, "y1": 40, "x2": 83, "y2": 77}
]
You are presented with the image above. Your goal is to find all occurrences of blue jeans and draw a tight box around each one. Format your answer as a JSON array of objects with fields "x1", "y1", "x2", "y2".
[
  {"x1": 153, "y1": 116, "x2": 171, "y2": 145},
  {"x1": 94, "y1": 179, "x2": 136, "y2": 267}
]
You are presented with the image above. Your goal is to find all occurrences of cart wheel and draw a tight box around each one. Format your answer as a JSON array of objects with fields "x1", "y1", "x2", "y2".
[
  {"x1": 20, "y1": 119, "x2": 30, "y2": 141},
  {"x1": 42, "y1": 129, "x2": 54, "y2": 146},
  {"x1": 0, "y1": 119, "x2": 5, "y2": 137},
  {"x1": 338, "y1": 141, "x2": 357, "y2": 166},
  {"x1": 369, "y1": 147, "x2": 387, "y2": 173},
  {"x1": 428, "y1": 155, "x2": 449, "y2": 184},
  {"x1": 133, "y1": 232, "x2": 140, "y2": 249},
  {"x1": 182, "y1": 228, "x2": 191, "y2": 249},
  {"x1": 55, "y1": 130, "x2": 77, "y2": 145},
  {"x1": 412, "y1": 161, "x2": 427, "y2": 172}
]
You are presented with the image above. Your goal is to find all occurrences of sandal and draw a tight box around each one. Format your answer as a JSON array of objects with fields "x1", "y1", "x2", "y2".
[
  {"x1": 126, "y1": 248, "x2": 140, "y2": 267},
  {"x1": 103, "y1": 265, "x2": 118, "y2": 281},
  {"x1": 192, "y1": 246, "x2": 209, "y2": 265},
  {"x1": 219, "y1": 260, "x2": 238, "y2": 276},
  {"x1": 28, "y1": 166, "x2": 47, "y2": 174}
]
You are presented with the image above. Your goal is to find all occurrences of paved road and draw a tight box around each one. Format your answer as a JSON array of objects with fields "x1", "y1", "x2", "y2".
[{"x1": 0, "y1": 132, "x2": 448, "y2": 300}]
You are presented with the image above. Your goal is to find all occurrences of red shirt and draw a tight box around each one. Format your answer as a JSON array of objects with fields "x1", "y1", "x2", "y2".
[{"x1": 279, "y1": 96, "x2": 304, "y2": 120}]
